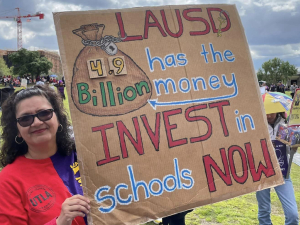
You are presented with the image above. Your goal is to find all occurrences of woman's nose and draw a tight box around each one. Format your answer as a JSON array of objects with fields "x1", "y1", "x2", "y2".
[{"x1": 31, "y1": 115, "x2": 44, "y2": 126}]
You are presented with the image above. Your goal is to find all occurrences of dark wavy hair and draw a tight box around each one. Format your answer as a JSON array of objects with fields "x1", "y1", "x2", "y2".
[{"x1": 0, "y1": 85, "x2": 75, "y2": 167}]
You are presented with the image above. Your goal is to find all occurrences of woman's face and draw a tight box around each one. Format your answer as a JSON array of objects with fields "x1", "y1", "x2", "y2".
[
  {"x1": 266, "y1": 113, "x2": 277, "y2": 124},
  {"x1": 15, "y1": 96, "x2": 59, "y2": 148}
]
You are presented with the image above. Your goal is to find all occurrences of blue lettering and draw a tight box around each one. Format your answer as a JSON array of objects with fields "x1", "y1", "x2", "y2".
[
  {"x1": 128, "y1": 165, "x2": 150, "y2": 202},
  {"x1": 176, "y1": 53, "x2": 188, "y2": 66},
  {"x1": 210, "y1": 43, "x2": 223, "y2": 63},
  {"x1": 224, "y1": 50, "x2": 235, "y2": 62},
  {"x1": 163, "y1": 175, "x2": 177, "y2": 192},
  {"x1": 192, "y1": 77, "x2": 207, "y2": 91},
  {"x1": 241, "y1": 114, "x2": 255, "y2": 132},
  {"x1": 114, "y1": 183, "x2": 132, "y2": 205},
  {"x1": 181, "y1": 169, "x2": 194, "y2": 190},
  {"x1": 165, "y1": 54, "x2": 177, "y2": 67},
  {"x1": 179, "y1": 78, "x2": 191, "y2": 93},
  {"x1": 145, "y1": 47, "x2": 166, "y2": 72},
  {"x1": 235, "y1": 110, "x2": 243, "y2": 133},
  {"x1": 209, "y1": 75, "x2": 220, "y2": 90},
  {"x1": 200, "y1": 44, "x2": 209, "y2": 63},
  {"x1": 94, "y1": 159, "x2": 194, "y2": 214},
  {"x1": 174, "y1": 158, "x2": 182, "y2": 189},
  {"x1": 153, "y1": 78, "x2": 177, "y2": 96},
  {"x1": 94, "y1": 186, "x2": 116, "y2": 213},
  {"x1": 148, "y1": 179, "x2": 163, "y2": 196},
  {"x1": 222, "y1": 73, "x2": 236, "y2": 89}
]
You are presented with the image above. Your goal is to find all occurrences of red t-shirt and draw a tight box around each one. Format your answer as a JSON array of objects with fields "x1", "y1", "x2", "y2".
[{"x1": 0, "y1": 151, "x2": 86, "y2": 225}]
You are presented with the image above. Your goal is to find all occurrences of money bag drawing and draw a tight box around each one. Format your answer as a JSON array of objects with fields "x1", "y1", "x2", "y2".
[{"x1": 71, "y1": 23, "x2": 152, "y2": 116}]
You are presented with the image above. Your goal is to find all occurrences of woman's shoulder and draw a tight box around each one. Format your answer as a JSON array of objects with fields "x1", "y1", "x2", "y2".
[
  {"x1": 0, "y1": 157, "x2": 25, "y2": 178},
  {"x1": 0, "y1": 160, "x2": 24, "y2": 186}
]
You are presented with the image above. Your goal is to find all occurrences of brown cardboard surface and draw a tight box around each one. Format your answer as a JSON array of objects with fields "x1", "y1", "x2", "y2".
[{"x1": 54, "y1": 4, "x2": 284, "y2": 225}]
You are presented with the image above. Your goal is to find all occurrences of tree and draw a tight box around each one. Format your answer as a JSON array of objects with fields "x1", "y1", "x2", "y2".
[
  {"x1": 257, "y1": 57, "x2": 298, "y2": 84},
  {"x1": 0, "y1": 58, "x2": 11, "y2": 77},
  {"x1": 8, "y1": 48, "x2": 53, "y2": 79}
]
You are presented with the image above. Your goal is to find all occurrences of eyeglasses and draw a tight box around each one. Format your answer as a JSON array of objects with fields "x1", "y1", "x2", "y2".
[{"x1": 16, "y1": 109, "x2": 54, "y2": 127}]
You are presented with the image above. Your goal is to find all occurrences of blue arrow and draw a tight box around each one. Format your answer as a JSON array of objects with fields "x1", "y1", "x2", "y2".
[{"x1": 148, "y1": 74, "x2": 238, "y2": 110}]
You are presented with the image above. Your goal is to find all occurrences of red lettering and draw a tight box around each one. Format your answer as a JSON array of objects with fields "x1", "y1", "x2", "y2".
[
  {"x1": 116, "y1": 12, "x2": 143, "y2": 42},
  {"x1": 117, "y1": 117, "x2": 144, "y2": 158},
  {"x1": 209, "y1": 100, "x2": 230, "y2": 137},
  {"x1": 185, "y1": 104, "x2": 212, "y2": 143},
  {"x1": 92, "y1": 123, "x2": 120, "y2": 166},
  {"x1": 144, "y1": 10, "x2": 167, "y2": 39},
  {"x1": 160, "y1": 9, "x2": 183, "y2": 38},
  {"x1": 245, "y1": 139, "x2": 275, "y2": 182},
  {"x1": 140, "y1": 113, "x2": 161, "y2": 151},
  {"x1": 182, "y1": 8, "x2": 210, "y2": 36},
  {"x1": 228, "y1": 146, "x2": 248, "y2": 184},
  {"x1": 203, "y1": 148, "x2": 232, "y2": 192},
  {"x1": 162, "y1": 108, "x2": 188, "y2": 148},
  {"x1": 207, "y1": 8, "x2": 231, "y2": 33}
]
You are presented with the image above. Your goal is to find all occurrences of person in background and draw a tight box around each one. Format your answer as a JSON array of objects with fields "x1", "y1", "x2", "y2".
[
  {"x1": 14, "y1": 79, "x2": 20, "y2": 87},
  {"x1": 270, "y1": 83, "x2": 276, "y2": 92},
  {"x1": 3, "y1": 76, "x2": 7, "y2": 86},
  {"x1": 256, "y1": 109, "x2": 298, "y2": 225},
  {"x1": 8, "y1": 79, "x2": 14, "y2": 89},
  {"x1": 290, "y1": 82, "x2": 298, "y2": 99},
  {"x1": 260, "y1": 81, "x2": 268, "y2": 95},
  {"x1": 161, "y1": 210, "x2": 193, "y2": 225},
  {"x1": 57, "y1": 80, "x2": 65, "y2": 100},
  {"x1": 276, "y1": 81, "x2": 285, "y2": 93},
  {"x1": 46, "y1": 81, "x2": 55, "y2": 90},
  {"x1": 0, "y1": 85, "x2": 89, "y2": 225}
]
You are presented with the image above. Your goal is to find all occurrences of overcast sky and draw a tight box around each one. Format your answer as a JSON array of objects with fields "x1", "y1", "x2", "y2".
[{"x1": 0, "y1": 0, "x2": 299, "y2": 72}]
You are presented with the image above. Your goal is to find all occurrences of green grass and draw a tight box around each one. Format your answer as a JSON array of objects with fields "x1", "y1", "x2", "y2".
[
  {"x1": 183, "y1": 164, "x2": 300, "y2": 225},
  {"x1": 143, "y1": 166, "x2": 300, "y2": 225}
]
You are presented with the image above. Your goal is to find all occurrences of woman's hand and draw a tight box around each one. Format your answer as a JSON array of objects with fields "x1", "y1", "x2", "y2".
[{"x1": 56, "y1": 195, "x2": 90, "y2": 225}]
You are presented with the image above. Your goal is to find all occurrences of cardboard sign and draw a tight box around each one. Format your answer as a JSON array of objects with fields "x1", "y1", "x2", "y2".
[
  {"x1": 54, "y1": 5, "x2": 284, "y2": 224},
  {"x1": 272, "y1": 140, "x2": 288, "y2": 177}
]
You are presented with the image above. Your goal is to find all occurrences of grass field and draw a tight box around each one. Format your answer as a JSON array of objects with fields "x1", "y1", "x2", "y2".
[
  {"x1": 0, "y1": 85, "x2": 298, "y2": 224},
  {"x1": 184, "y1": 164, "x2": 300, "y2": 225}
]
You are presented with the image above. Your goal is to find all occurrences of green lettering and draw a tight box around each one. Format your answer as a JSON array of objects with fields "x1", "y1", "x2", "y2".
[
  {"x1": 77, "y1": 83, "x2": 91, "y2": 104},
  {"x1": 92, "y1": 96, "x2": 97, "y2": 106},
  {"x1": 135, "y1": 81, "x2": 150, "y2": 96},
  {"x1": 107, "y1": 81, "x2": 116, "y2": 106},
  {"x1": 100, "y1": 82, "x2": 107, "y2": 107},
  {"x1": 124, "y1": 86, "x2": 137, "y2": 101},
  {"x1": 117, "y1": 92, "x2": 124, "y2": 105}
]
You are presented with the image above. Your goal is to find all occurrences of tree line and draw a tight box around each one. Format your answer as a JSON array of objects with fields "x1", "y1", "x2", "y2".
[
  {"x1": 0, "y1": 48, "x2": 53, "y2": 80},
  {"x1": 257, "y1": 57, "x2": 298, "y2": 84}
]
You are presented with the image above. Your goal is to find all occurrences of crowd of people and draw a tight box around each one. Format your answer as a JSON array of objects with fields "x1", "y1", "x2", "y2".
[
  {"x1": 0, "y1": 75, "x2": 21, "y2": 88},
  {"x1": 0, "y1": 74, "x2": 66, "y2": 100},
  {"x1": 0, "y1": 75, "x2": 65, "y2": 87},
  {"x1": 260, "y1": 81, "x2": 299, "y2": 97}
]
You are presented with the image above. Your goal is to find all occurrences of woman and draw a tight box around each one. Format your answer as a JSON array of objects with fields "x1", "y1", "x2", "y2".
[
  {"x1": 0, "y1": 85, "x2": 90, "y2": 225},
  {"x1": 256, "y1": 111, "x2": 299, "y2": 225}
]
